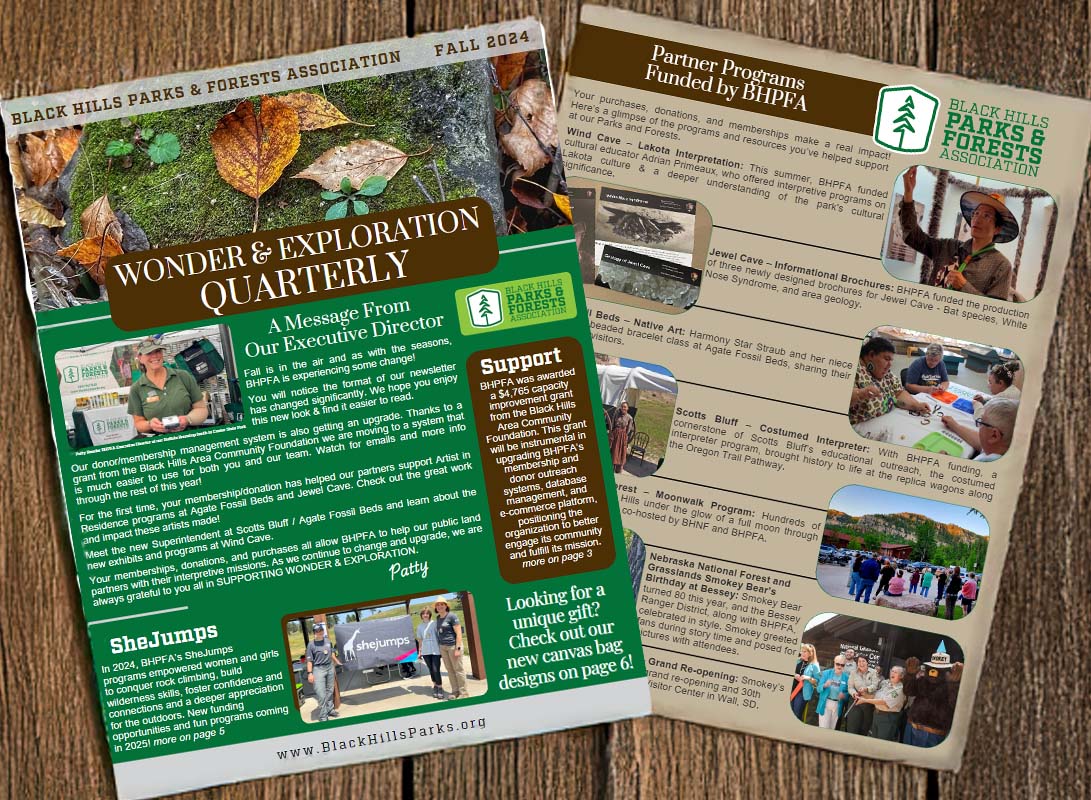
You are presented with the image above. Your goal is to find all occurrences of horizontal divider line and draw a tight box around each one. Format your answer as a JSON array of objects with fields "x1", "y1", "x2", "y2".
[
  {"x1": 643, "y1": 645, "x2": 794, "y2": 678},
  {"x1": 692, "y1": 305, "x2": 857, "y2": 340},
  {"x1": 711, "y1": 224, "x2": 880, "y2": 261},
  {"x1": 651, "y1": 474, "x2": 827, "y2": 513},
  {"x1": 676, "y1": 378, "x2": 847, "y2": 416},
  {"x1": 645, "y1": 542, "x2": 816, "y2": 581}
]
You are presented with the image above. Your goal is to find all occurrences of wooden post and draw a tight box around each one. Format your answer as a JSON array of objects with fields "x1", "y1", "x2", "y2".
[{"x1": 460, "y1": 591, "x2": 486, "y2": 680}]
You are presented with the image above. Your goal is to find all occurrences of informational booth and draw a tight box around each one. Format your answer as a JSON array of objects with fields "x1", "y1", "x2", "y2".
[{"x1": 54, "y1": 324, "x2": 240, "y2": 449}]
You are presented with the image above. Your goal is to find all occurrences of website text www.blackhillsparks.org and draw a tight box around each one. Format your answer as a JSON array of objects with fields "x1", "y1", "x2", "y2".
[{"x1": 275, "y1": 715, "x2": 487, "y2": 760}]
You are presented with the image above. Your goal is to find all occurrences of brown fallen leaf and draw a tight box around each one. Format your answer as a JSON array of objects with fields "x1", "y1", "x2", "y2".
[
  {"x1": 20, "y1": 128, "x2": 82, "y2": 186},
  {"x1": 51, "y1": 127, "x2": 82, "y2": 166},
  {"x1": 211, "y1": 97, "x2": 300, "y2": 198},
  {"x1": 492, "y1": 52, "x2": 529, "y2": 91},
  {"x1": 57, "y1": 234, "x2": 123, "y2": 285},
  {"x1": 293, "y1": 139, "x2": 424, "y2": 191},
  {"x1": 7, "y1": 137, "x2": 25, "y2": 189},
  {"x1": 276, "y1": 92, "x2": 369, "y2": 131},
  {"x1": 500, "y1": 79, "x2": 557, "y2": 174},
  {"x1": 80, "y1": 194, "x2": 122, "y2": 243},
  {"x1": 17, "y1": 195, "x2": 64, "y2": 227}
]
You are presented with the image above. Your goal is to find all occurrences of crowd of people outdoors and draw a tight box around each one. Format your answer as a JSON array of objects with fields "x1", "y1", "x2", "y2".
[
  {"x1": 847, "y1": 553, "x2": 979, "y2": 619},
  {"x1": 791, "y1": 642, "x2": 963, "y2": 748}
]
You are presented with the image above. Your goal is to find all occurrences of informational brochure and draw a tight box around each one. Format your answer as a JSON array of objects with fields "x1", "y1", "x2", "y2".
[
  {"x1": 2, "y1": 19, "x2": 649, "y2": 799},
  {"x1": 560, "y1": 5, "x2": 1091, "y2": 770}
]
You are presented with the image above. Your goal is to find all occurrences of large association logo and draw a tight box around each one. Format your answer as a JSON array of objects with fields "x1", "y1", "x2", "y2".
[
  {"x1": 466, "y1": 288, "x2": 504, "y2": 328},
  {"x1": 873, "y1": 85, "x2": 940, "y2": 154}
]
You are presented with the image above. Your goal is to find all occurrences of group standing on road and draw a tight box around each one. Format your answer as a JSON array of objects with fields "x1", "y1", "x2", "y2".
[{"x1": 841, "y1": 554, "x2": 979, "y2": 618}]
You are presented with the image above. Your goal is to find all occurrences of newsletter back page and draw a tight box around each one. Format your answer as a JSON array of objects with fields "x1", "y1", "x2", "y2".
[{"x1": 560, "y1": 5, "x2": 1091, "y2": 770}]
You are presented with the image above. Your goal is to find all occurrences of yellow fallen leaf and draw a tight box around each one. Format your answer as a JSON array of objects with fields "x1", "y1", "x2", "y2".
[
  {"x1": 17, "y1": 195, "x2": 63, "y2": 227},
  {"x1": 293, "y1": 139, "x2": 413, "y2": 191},
  {"x1": 211, "y1": 98, "x2": 301, "y2": 199},
  {"x1": 554, "y1": 193, "x2": 572, "y2": 221},
  {"x1": 277, "y1": 92, "x2": 367, "y2": 131}
]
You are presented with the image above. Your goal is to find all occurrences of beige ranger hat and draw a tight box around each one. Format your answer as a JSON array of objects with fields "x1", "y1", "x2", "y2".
[{"x1": 136, "y1": 337, "x2": 166, "y2": 356}]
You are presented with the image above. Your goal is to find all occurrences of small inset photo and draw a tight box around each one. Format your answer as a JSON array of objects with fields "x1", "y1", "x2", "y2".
[
  {"x1": 54, "y1": 324, "x2": 241, "y2": 449},
  {"x1": 849, "y1": 326, "x2": 1022, "y2": 461},
  {"x1": 285, "y1": 592, "x2": 485, "y2": 724},
  {"x1": 881, "y1": 165, "x2": 1057, "y2": 302},
  {"x1": 818, "y1": 486, "x2": 987, "y2": 620},
  {"x1": 595, "y1": 353, "x2": 677, "y2": 477},
  {"x1": 792, "y1": 613, "x2": 965, "y2": 748},
  {"x1": 572, "y1": 180, "x2": 712, "y2": 312},
  {"x1": 624, "y1": 529, "x2": 646, "y2": 599}
]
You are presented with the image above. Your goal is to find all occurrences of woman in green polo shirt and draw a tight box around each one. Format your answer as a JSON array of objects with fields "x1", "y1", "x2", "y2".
[{"x1": 127, "y1": 338, "x2": 208, "y2": 434}]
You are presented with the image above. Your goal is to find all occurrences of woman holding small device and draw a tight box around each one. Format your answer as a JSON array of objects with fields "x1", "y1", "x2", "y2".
[{"x1": 127, "y1": 337, "x2": 208, "y2": 434}]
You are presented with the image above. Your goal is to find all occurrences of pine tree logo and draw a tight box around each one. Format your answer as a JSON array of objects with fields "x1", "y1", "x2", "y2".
[
  {"x1": 873, "y1": 85, "x2": 939, "y2": 153},
  {"x1": 466, "y1": 288, "x2": 504, "y2": 328}
]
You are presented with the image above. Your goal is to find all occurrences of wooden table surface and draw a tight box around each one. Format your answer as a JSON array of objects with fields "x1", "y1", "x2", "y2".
[{"x1": 2, "y1": 1, "x2": 1088, "y2": 797}]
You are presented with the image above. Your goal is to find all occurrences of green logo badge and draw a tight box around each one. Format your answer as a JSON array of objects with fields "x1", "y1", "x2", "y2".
[
  {"x1": 455, "y1": 273, "x2": 577, "y2": 336},
  {"x1": 466, "y1": 288, "x2": 503, "y2": 328},
  {"x1": 873, "y1": 85, "x2": 940, "y2": 153}
]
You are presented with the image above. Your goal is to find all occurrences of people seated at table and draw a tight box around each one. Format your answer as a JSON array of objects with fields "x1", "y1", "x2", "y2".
[
  {"x1": 972, "y1": 361, "x2": 1022, "y2": 413},
  {"x1": 941, "y1": 397, "x2": 1018, "y2": 462},
  {"x1": 850, "y1": 337, "x2": 930, "y2": 425},
  {"x1": 903, "y1": 343, "x2": 951, "y2": 395}
]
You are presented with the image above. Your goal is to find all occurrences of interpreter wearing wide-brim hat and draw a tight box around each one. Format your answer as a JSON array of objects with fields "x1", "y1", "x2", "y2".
[{"x1": 960, "y1": 191, "x2": 1019, "y2": 243}]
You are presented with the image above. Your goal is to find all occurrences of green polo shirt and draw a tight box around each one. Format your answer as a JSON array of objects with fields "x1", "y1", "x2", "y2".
[{"x1": 127, "y1": 367, "x2": 202, "y2": 420}]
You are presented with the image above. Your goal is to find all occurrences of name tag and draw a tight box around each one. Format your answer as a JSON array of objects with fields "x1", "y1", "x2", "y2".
[{"x1": 147, "y1": 393, "x2": 160, "y2": 403}]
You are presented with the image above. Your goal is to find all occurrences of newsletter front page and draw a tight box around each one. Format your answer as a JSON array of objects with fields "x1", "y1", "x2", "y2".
[
  {"x1": 2, "y1": 19, "x2": 649, "y2": 799},
  {"x1": 560, "y1": 5, "x2": 1091, "y2": 769}
]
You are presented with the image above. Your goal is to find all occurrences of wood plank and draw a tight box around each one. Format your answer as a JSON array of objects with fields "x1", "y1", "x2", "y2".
[
  {"x1": 609, "y1": 718, "x2": 928, "y2": 799},
  {"x1": 0, "y1": 2, "x2": 405, "y2": 798},
  {"x1": 936, "y1": 3, "x2": 1091, "y2": 797}
]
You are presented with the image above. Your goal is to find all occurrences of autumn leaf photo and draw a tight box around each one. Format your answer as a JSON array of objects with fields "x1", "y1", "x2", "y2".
[{"x1": 13, "y1": 54, "x2": 569, "y2": 312}]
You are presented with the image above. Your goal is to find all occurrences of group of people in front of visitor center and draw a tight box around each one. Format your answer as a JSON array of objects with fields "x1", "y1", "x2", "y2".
[
  {"x1": 791, "y1": 642, "x2": 963, "y2": 748},
  {"x1": 847, "y1": 554, "x2": 979, "y2": 619},
  {"x1": 304, "y1": 597, "x2": 470, "y2": 722}
]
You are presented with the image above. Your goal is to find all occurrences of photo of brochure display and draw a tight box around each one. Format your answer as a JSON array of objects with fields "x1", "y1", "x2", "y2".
[
  {"x1": 570, "y1": 180, "x2": 712, "y2": 312},
  {"x1": 560, "y1": 5, "x2": 1091, "y2": 771}
]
